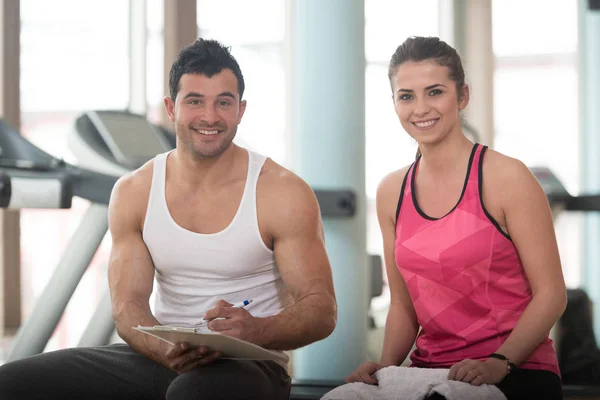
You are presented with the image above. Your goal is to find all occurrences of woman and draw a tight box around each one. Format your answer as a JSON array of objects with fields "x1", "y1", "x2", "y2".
[{"x1": 344, "y1": 36, "x2": 566, "y2": 399}]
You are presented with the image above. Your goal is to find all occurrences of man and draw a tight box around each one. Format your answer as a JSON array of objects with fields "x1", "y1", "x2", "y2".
[{"x1": 0, "y1": 38, "x2": 337, "y2": 400}]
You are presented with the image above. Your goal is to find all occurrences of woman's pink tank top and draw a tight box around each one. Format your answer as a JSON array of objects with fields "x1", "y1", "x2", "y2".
[{"x1": 394, "y1": 143, "x2": 559, "y2": 376}]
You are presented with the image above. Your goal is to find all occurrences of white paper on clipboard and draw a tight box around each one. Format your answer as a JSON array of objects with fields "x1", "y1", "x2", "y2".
[{"x1": 134, "y1": 326, "x2": 288, "y2": 363}]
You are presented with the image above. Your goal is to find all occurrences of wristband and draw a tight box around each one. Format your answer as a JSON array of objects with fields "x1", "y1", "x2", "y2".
[{"x1": 488, "y1": 353, "x2": 517, "y2": 374}]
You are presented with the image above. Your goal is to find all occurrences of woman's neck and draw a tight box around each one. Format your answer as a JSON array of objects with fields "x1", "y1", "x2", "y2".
[{"x1": 418, "y1": 134, "x2": 474, "y2": 178}]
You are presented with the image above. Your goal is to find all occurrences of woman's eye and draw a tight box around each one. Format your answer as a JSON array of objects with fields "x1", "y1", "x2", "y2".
[{"x1": 428, "y1": 89, "x2": 442, "y2": 96}]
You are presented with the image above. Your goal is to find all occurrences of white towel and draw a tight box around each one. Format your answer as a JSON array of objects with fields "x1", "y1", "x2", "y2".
[{"x1": 321, "y1": 366, "x2": 506, "y2": 400}]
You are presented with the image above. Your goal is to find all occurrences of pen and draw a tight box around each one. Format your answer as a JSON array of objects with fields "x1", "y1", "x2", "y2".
[{"x1": 195, "y1": 299, "x2": 253, "y2": 326}]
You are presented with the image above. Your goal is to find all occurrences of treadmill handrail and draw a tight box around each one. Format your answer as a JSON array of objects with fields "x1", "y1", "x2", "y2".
[
  {"x1": 0, "y1": 170, "x2": 72, "y2": 209},
  {"x1": 565, "y1": 194, "x2": 600, "y2": 212},
  {"x1": 0, "y1": 118, "x2": 117, "y2": 206}
]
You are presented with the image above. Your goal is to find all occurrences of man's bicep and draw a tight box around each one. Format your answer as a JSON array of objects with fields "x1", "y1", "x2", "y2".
[
  {"x1": 272, "y1": 191, "x2": 334, "y2": 302},
  {"x1": 108, "y1": 233, "x2": 155, "y2": 309},
  {"x1": 107, "y1": 177, "x2": 155, "y2": 313}
]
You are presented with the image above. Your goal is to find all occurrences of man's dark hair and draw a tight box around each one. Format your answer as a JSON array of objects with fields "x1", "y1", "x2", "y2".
[{"x1": 168, "y1": 38, "x2": 245, "y2": 101}]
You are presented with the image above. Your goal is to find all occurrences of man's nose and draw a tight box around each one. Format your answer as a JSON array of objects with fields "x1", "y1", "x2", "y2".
[{"x1": 200, "y1": 105, "x2": 220, "y2": 125}]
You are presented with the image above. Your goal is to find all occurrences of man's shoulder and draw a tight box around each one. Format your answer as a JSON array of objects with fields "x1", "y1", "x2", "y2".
[
  {"x1": 259, "y1": 158, "x2": 314, "y2": 196},
  {"x1": 110, "y1": 159, "x2": 155, "y2": 211},
  {"x1": 257, "y1": 159, "x2": 320, "y2": 222}
]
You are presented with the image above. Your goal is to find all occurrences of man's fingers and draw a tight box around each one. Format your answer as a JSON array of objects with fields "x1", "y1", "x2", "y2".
[
  {"x1": 165, "y1": 342, "x2": 188, "y2": 358},
  {"x1": 185, "y1": 345, "x2": 209, "y2": 363},
  {"x1": 207, "y1": 317, "x2": 235, "y2": 332},
  {"x1": 167, "y1": 344, "x2": 208, "y2": 370},
  {"x1": 196, "y1": 351, "x2": 222, "y2": 367},
  {"x1": 172, "y1": 349, "x2": 221, "y2": 374},
  {"x1": 178, "y1": 351, "x2": 222, "y2": 373},
  {"x1": 203, "y1": 301, "x2": 238, "y2": 322},
  {"x1": 205, "y1": 307, "x2": 240, "y2": 322},
  {"x1": 214, "y1": 299, "x2": 233, "y2": 308}
]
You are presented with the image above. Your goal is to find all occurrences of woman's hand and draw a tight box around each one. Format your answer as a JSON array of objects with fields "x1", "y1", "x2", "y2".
[
  {"x1": 448, "y1": 358, "x2": 508, "y2": 386},
  {"x1": 345, "y1": 361, "x2": 385, "y2": 385}
]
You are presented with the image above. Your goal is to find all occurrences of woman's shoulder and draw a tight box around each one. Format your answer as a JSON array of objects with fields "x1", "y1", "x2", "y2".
[
  {"x1": 481, "y1": 148, "x2": 542, "y2": 203},
  {"x1": 481, "y1": 147, "x2": 532, "y2": 183},
  {"x1": 377, "y1": 165, "x2": 412, "y2": 199},
  {"x1": 376, "y1": 164, "x2": 413, "y2": 219}
]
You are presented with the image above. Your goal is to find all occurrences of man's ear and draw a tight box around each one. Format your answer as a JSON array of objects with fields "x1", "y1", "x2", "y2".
[
  {"x1": 164, "y1": 96, "x2": 176, "y2": 122},
  {"x1": 458, "y1": 85, "x2": 470, "y2": 110},
  {"x1": 237, "y1": 99, "x2": 247, "y2": 124}
]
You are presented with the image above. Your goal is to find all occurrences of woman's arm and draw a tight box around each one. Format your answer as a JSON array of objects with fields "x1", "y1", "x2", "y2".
[
  {"x1": 450, "y1": 153, "x2": 567, "y2": 385},
  {"x1": 488, "y1": 156, "x2": 567, "y2": 365},
  {"x1": 345, "y1": 168, "x2": 419, "y2": 385},
  {"x1": 377, "y1": 170, "x2": 420, "y2": 367}
]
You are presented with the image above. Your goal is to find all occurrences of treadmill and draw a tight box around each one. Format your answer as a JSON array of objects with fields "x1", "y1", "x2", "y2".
[
  {"x1": 69, "y1": 110, "x2": 176, "y2": 176},
  {"x1": 530, "y1": 166, "x2": 600, "y2": 219},
  {"x1": 0, "y1": 112, "x2": 173, "y2": 362},
  {"x1": 530, "y1": 167, "x2": 600, "y2": 395}
]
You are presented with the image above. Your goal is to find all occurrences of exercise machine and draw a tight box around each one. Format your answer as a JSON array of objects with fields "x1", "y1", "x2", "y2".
[
  {"x1": 0, "y1": 113, "x2": 173, "y2": 362},
  {"x1": 0, "y1": 118, "x2": 118, "y2": 362},
  {"x1": 531, "y1": 166, "x2": 600, "y2": 396}
]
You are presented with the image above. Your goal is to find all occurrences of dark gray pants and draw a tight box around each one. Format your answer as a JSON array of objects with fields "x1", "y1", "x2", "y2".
[{"x1": 0, "y1": 344, "x2": 291, "y2": 400}]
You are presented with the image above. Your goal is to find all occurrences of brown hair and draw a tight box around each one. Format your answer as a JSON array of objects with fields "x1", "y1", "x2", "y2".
[{"x1": 388, "y1": 37, "x2": 466, "y2": 159}]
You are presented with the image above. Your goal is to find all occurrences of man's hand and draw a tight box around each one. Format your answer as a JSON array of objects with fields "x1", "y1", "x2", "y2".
[
  {"x1": 448, "y1": 358, "x2": 508, "y2": 386},
  {"x1": 345, "y1": 361, "x2": 384, "y2": 385},
  {"x1": 202, "y1": 300, "x2": 263, "y2": 344},
  {"x1": 164, "y1": 342, "x2": 222, "y2": 374}
]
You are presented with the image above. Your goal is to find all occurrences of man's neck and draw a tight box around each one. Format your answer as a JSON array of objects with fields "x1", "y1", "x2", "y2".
[{"x1": 169, "y1": 144, "x2": 247, "y2": 189}]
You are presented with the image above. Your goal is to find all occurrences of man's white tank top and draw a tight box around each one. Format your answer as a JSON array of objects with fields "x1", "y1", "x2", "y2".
[{"x1": 142, "y1": 150, "x2": 292, "y2": 332}]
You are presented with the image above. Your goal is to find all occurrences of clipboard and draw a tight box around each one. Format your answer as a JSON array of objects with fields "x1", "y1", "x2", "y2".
[{"x1": 134, "y1": 326, "x2": 287, "y2": 363}]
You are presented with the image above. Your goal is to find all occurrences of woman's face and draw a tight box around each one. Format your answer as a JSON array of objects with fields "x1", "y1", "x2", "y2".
[{"x1": 390, "y1": 60, "x2": 468, "y2": 146}]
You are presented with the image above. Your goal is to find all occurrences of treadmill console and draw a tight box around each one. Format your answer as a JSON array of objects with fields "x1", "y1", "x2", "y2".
[{"x1": 84, "y1": 111, "x2": 172, "y2": 169}]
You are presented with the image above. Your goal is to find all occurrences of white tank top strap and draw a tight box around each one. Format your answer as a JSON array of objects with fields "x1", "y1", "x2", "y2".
[
  {"x1": 238, "y1": 150, "x2": 266, "y2": 216},
  {"x1": 143, "y1": 151, "x2": 171, "y2": 232}
]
